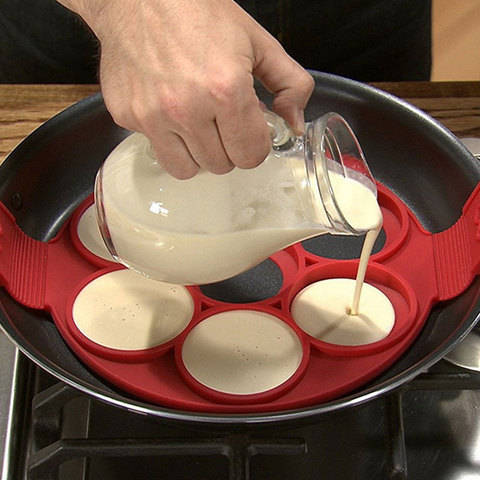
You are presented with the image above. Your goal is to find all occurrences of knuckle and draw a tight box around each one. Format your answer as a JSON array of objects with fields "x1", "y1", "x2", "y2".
[
  {"x1": 103, "y1": 97, "x2": 136, "y2": 131},
  {"x1": 157, "y1": 91, "x2": 190, "y2": 128},
  {"x1": 128, "y1": 98, "x2": 150, "y2": 126},
  {"x1": 110, "y1": 109, "x2": 134, "y2": 131},
  {"x1": 106, "y1": 95, "x2": 156, "y2": 133},
  {"x1": 207, "y1": 68, "x2": 242, "y2": 104},
  {"x1": 297, "y1": 71, "x2": 315, "y2": 97}
]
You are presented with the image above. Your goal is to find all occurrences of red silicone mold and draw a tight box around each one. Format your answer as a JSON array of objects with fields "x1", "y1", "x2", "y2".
[{"x1": 1, "y1": 182, "x2": 480, "y2": 413}]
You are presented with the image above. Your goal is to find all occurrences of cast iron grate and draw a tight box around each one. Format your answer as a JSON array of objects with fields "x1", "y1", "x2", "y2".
[
  {"x1": 23, "y1": 366, "x2": 480, "y2": 480},
  {"x1": 27, "y1": 380, "x2": 307, "y2": 480}
]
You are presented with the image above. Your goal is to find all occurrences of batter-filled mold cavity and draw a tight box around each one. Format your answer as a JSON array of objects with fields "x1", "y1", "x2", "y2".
[
  {"x1": 289, "y1": 261, "x2": 418, "y2": 356},
  {"x1": 67, "y1": 268, "x2": 195, "y2": 361},
  {"x1": 70, "y1": 195, "x2": 116, "y2": 267},
  {"x1": 176, "y1": 309, "x2": 309, "y2": 403}
]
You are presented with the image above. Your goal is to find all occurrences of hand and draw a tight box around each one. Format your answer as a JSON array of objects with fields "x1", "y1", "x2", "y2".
[{"x1": 59, "y1": 0, "x2": 314, "y2": 179}]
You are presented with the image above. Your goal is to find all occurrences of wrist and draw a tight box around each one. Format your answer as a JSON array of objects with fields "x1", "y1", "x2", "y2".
[{"x1": 56, "y1": 0, "x2": 109, "y2": 31}]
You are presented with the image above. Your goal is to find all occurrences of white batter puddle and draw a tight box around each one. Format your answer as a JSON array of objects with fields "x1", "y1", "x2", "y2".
[
  {"x1": 72, "y1": 269, "x2": 194, "y2": 350},
  {"x1": 181, "y1": 310, "x2": 303, "y2": 395},
  {"x1": 291, "y1": 278, "x2": 395, "y2": 346}
]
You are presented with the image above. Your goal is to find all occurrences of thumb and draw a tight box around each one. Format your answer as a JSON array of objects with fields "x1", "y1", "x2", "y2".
[{"x1": 253, "y1": 39, "x2": 314, "y2": 135}]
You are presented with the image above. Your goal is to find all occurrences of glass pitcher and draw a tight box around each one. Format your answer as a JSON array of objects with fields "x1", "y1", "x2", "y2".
[{"x1": 94, "y1": 111, "x2": 380, "y2": 285}]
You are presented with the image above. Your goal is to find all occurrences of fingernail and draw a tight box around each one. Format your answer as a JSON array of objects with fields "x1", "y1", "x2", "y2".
[{"x1": 295, "y1": 109, "x2": 306, "y2": 136}]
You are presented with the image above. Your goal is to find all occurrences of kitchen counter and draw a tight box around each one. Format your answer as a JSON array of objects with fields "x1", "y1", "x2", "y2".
[{"x1": 1, "y1": 82, "x2": 479, "y2": 164}]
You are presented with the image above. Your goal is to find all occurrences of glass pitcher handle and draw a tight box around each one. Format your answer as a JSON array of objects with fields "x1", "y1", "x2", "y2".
[{"x1": 263, "y1": 110, "x2": 298, "y2": 152}]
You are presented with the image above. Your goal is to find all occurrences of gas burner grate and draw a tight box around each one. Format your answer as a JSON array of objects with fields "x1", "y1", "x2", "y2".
[
  {"x1": 9, "y1": 357, "x2": 480, "y2": 480},
  {"x1": 384, "y1": 368, "x2": 480, "y2": 480},
  {"x1": 27, "y1": 381, "x2": 306, "y2": 480}
]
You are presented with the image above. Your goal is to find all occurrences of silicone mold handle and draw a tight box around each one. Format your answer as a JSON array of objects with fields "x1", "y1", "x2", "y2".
[
  {"x1": 432, "y1": 182, "x2": 480, "y2": 301},
  {"x1": 0, "y1": 203, "x2": 48, "y2": 309},
  {"x1": 0, "y1": 202, "x2": 98, "y2": 313}
]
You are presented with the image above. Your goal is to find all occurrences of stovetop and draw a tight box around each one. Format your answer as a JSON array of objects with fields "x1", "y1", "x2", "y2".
[{"x1": 2, "y1": 330, "x2": 480, "y2": 480}]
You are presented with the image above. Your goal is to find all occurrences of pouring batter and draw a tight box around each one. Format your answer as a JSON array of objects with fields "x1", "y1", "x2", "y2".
[{"x1": 292, "y1": 211, "x2": 396, "y2": 346}]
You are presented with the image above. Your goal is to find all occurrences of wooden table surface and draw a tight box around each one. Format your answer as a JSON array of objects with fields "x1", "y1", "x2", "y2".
[{"x1": 1, "y1": 82, "x2": 480, "y2": 164}]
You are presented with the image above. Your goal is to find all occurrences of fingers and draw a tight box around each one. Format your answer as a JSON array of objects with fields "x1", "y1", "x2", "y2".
[
  {"x1": 150, "y1": 118, "x2": 236, "y2": 180},
  {"x1": 149, "y1": 132, "x2": 200, "y2": 180},
  {"x1": 103, "y1": 78, "x2": 237, "y2": 179},
  {"x1": 112, "y1": 71, "x2": 271, "y2": 179},
  {"x1": 141, "y1": 82, "x2": 252, "y2": 178},
  {"x1": 211, "y1": 68, "x2": 272, "y2": 170},
  {"x1": 253, "y1": 35, "x2": 315, "y2": 135}
]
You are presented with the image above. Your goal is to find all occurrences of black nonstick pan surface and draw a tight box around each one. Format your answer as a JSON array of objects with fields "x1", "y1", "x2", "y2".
[{"x1": 1, "y1": 72, "x2": 479, "y2": 428}]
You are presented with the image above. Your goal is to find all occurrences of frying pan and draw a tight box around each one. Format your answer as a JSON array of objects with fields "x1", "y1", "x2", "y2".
[{"x1": 1, "y1": 72, "x2": 479, "y2": 428}]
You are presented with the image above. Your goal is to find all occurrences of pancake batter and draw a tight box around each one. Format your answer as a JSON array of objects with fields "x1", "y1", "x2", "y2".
[
  {"x1": 181, "y1": 310, "x2": 303, "y2": 395},
  {"x1": 291, "y1": 277, "x2": 395, "y2": 346},
  {"x1": 72, "y1": 269, "x2": 194, "y2": 350}
]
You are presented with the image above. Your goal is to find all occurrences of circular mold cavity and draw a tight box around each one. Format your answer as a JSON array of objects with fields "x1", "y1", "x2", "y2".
[
  {"x1": 76, "y1": 204, "x2": 113, "y2": 261},
  {"x1": 70, "y1": 196, "x2": 115, "y2": 267},
  {"x1": 299, "y1": 185, "x2": 408, "y2": 263},
  {"x1": 199, "y1": 258, "x2": 284, "y2": 303},
  {"x1": 289, "y1": 261, "x2": 418, "y2": 356},
  {"x1": 177, "y1": 309, "x2": 307, "y2": 402},
  {"x1": 372, "y1": 185, "x2": 410, "y2": 261},
  {"x1": 291, "y1": 278, "x2": 394, "y2": 346},
  {"x1": 68, "y1": 269, "x2": 195, "y2": 360},
  {"x1": 301, "y1": 230, "x2": 386, "y2": 260}
]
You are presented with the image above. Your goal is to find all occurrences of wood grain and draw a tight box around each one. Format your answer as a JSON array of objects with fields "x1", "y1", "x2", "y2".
[
  {"x1": 0, "y1": 85, "x2": 100, "y2": 164},
  {"x1": 1, "y1": 82, "x2": 479, "y2": 165},
  {"x1": 372, "y1": 81, "x2": 480, "y2": 138}
]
